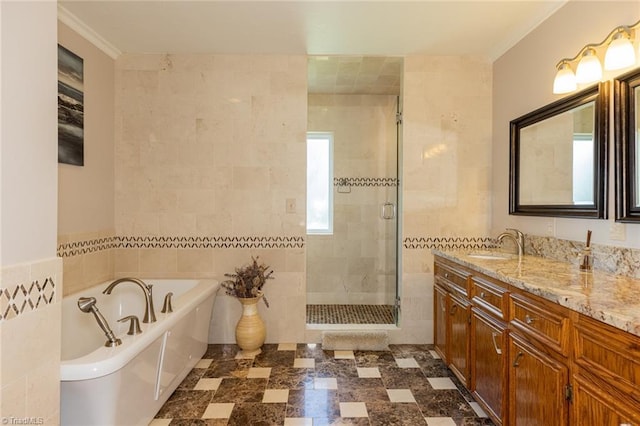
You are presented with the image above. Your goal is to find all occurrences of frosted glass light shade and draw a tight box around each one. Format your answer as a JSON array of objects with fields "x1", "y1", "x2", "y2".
[
  {"x1": 604, "y1": 33, "x2": 636, "y2": 70},
  {"x1": 553, "y1": 63, "x2": 577, "y2": 94},
  {"x1": 575, "y1": 49, "x2": 602, "y2": 83}
]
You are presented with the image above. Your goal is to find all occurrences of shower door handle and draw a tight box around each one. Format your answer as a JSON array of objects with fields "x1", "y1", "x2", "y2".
[{"x1": 381, "y1": 202, "x2": 396, "y2": 220}]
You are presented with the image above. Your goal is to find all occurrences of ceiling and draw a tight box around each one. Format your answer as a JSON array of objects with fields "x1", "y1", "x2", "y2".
[{"x1": 59, "y1": 1, "x2": 566, "y2": 95}]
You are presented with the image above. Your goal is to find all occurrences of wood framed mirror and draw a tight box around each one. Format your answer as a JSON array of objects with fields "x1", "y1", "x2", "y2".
[
  {"x1": 615, "y1": 68, "x2": 640, "y2": 222},
  {"x1": 509, "y1": 82, "x2": 609, "y2": 218}
]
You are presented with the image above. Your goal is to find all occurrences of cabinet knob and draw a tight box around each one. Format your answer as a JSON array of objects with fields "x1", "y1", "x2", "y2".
[
  {"x1": 444, "y1": 272, "x2": 449, "y2": 279},
  {"x1": 449, "y1": 304, "x2": 459, "y2": 316},
  {"x1": 480, "y1": 291, "x2": 486, "y2": 298},
  {"x1": 524, "y1": 314, "x2": 535, "y2": 325}
]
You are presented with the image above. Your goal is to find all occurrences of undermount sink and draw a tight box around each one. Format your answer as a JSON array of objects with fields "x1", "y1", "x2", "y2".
[{"x1": 467, "y1": 251, "x2": 512, "y2": 260}]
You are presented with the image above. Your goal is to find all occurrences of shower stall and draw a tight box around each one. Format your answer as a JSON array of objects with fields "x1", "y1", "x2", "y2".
[{"x1": 306, "y1": 56, "x2": 401, "y2": 325}]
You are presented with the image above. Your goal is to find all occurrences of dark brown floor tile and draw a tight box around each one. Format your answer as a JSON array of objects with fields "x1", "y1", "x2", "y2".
[
  {"x1": 286, "y1": 389, "x2": 340, "y2": 418},
  {"x1": 296, "y1": 344, "x2": 334, "y2": 362},
  {"x1": 203, "y1": 359, "x2": 253, "y2": 379},
  {"x1": 456, "y1": 418, "x2": 496, "y2": 425},
  {"x1": 227, "y1": 402, "x2": 286, "y2": 426},
  {"x1": 389, "y1": 344, "x2": 432, "y2": 357},
  {"x1": 337, "y1": 376, "x2": 385, "y2": 390},
  {"x1": 156, "y1": 390, "x2": 214, "y2": 418},
  {"x1": 211, "y1": 378, "x2": 267, "y2": 403},
  {"x1": 158, "y1": 343, "x2": 495, "y2": 426},
  {"x1": 204, "y1": 344, "x2": 239, "y2": 360},
  {"x1": 315, "y1": 360, "x2": 358, "y2": 379},
  {"x1": 178, "y1": 368, "x2": 207, "y2": 390},
  {"x1": 253, "y1": 345, "x2": 296, "y2": 367},
  {"x1": 169, "y1": 419, "x2": 227, "y2": 426},
  {"x1": 413, "y1": 388, "x2": 475, "y2": 418},
  {"x1": 419, "y1": 360, "x2": 452, "y2": 378},
  {"x1": 267, "y1": 366, "x2": 315, "y2": 389},
  {"x1": 313, "y1": 418, "x2": 371, "y2": 425},
  {"x1": 367, "y1": 402, "x2": 427, "y2": 425},
  {"x1": 379, "y1": 366, "x2": 431, "y2": 390},
  {"x1": 338, "y1": 386, "x2": 389, "y2": 402},
  {"x1": 354, "y1": 350, "x2": 397, "y2": 367}
]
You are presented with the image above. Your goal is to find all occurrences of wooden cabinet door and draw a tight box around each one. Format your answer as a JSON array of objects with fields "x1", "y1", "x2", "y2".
[
  {"x1": 572, "y1": 373, "x2": 640, "y2": 426},
  {"x1": 434, "y1": 283, "x2": 448, "y2": 362},
  {"x1": 471, "y1": 308, "x2": 507, "y2": 425},
  {"x1": 508, "y1": 333, "x2": 569, "y2": 426},
  {"x1": 449, "y1": 293, "x2": 470, "y2": 386}
]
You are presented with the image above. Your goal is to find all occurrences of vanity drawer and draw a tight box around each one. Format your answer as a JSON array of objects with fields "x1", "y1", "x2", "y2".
[
  {"x1": 509, "y1": 291, "x2": 570, "y2": 356},
  {"x1": 573, "y1": 314, "x2": 640, "y2": 403},
  {"x1": 471, "y1": 275, "x2": 509, "y2": 321},
  {"x1": 435, "y1": 260, "x2": 470, "y2": 298}
]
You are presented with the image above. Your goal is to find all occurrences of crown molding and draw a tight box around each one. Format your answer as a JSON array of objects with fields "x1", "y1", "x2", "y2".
[{"x1": 57, "y1": 5, "x2": 121, "y2": 59}]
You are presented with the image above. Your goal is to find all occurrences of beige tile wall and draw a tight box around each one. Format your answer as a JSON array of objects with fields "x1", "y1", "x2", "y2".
[
  {"x1": 114, "y1": 54, "x2": 308, "y2": 343},
  {"x1": 57, "y1": 230, "x2": 115, "y2": 296},
  {"x1": 0, "y1": 257, "x2": 62, "y2": 424},
  {"x1": 397, "y1": 55, "x2": 492, "y2": 343}
]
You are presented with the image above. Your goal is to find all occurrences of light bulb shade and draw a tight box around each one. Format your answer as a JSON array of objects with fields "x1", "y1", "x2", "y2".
[
  {"x1": 553, "y1": 63, "x2": 577, "y2": 94},
  {"x1": 575, "y1": 49, "x2": 603, "y2": 83},
  {"x1": 604, "y1": 33, "x2": 636, "y2": 70}
]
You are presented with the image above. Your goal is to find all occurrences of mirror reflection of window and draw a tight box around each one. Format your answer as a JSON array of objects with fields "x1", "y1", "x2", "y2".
[
  {"x1": 518, "y1": 102, "x2": 594, "y2": 206},
  {"x1": 572, "y1": 134, "x2": 594, "y2": 204}
]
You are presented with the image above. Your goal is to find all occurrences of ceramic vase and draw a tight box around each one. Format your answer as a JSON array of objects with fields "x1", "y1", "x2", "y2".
[{"x1": 235, "y1": 294, "x2": 266, "y2": 356}]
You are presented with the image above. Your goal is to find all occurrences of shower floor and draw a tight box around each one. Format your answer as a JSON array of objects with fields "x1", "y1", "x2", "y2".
[{"x1": 306, "y1": 304, "x2": 395, "y2": 324}]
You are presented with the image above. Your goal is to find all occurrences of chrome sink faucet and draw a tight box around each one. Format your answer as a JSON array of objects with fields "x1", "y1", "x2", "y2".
[
  {"x1": 103, "y1": 277, "x2": 157, "y2": 323},
  {"x1": 497, "y1": 228, "x2": 524, "y2": 257}
]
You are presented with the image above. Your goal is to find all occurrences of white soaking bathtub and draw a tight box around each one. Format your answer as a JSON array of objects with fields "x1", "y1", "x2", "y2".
[{"x1": 60, "y1": 278, "x2": 220, "y2": 426}]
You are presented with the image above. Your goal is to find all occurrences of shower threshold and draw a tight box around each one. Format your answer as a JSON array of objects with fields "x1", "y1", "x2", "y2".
[{"x1": 306, "y1": 304, "x2": 395, "y2": 325}]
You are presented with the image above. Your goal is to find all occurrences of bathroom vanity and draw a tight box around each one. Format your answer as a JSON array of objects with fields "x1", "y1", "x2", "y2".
[{"x1": 433, "y1": 250, "x2": 640, "y2": 426}]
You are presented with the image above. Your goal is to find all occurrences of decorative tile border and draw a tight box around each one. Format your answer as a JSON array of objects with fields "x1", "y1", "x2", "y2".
[
  {"x1": 117, "y1": 236, "x2": 305, "y2": 249},
  {"x1": 334, "y1": 177, "x2": 399, "y2": 187},
  {"x1": 403, "y1": 236, "x2": 496, "y2": 250},
  {"x1": 57, "y1": 236, "x2": 119, "y2": 257},
  {"x1": 58, "y1": 235, "x2": 306, "y2": 257},
  {"x1": 0, "y1": 278, "x2": 56, "y2": 321}
]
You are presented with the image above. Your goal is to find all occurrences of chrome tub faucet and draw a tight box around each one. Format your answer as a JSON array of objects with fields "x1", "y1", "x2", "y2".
[{"x1": 103, "y1": 277, "x2": 157, "y2": 323}]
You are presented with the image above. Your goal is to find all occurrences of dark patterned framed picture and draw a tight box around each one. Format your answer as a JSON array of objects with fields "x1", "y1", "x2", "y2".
[{"x1": 57, "y1": 45, "x2": 84, "y2": 166}]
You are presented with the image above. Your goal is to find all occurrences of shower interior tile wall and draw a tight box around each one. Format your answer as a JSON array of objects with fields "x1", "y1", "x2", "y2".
[{"x1": 307, "y1": 94, "x2": 398, "y2": 306}]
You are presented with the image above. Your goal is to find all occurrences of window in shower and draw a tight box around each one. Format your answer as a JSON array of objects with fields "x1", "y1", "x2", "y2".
[{"x1": 306, "y1": 132, "x2": 334, "y2": 235}]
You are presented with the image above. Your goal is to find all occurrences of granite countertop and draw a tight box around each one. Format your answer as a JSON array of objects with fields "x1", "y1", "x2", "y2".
[{"x1": 433, "y1": 249, "x2": 640, "y2": 338}]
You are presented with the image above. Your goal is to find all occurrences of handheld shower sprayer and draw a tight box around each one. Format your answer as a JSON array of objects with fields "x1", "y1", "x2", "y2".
[{"x1": 77, "y1": 297, "x2": 122, "y2": 347}]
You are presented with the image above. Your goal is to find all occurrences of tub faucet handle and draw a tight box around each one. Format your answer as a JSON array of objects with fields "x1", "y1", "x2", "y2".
[
  {"x1": 161, "y1": 292, "x2": 174, "y2": 314},
  {"x1": 118, "y1": 315, "x2": 142, "y2": 335}
]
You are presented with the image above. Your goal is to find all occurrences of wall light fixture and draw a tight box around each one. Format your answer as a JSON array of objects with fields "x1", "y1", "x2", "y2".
[{"x1": 553, "y1": 19, "x2": 640, "y2": 94}]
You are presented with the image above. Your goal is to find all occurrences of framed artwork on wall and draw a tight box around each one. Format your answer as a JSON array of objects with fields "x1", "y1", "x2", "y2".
[{"x1": 57, "y1": 44, "x2": 84, "y2": 166}]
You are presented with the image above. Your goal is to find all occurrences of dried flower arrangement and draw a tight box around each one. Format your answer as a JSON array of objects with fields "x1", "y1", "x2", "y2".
[{"x1": 221, "y1": 256, "x2": 273, "y2": 307}]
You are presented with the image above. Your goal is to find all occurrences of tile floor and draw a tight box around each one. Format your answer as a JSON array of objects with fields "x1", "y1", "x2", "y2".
[{"x1": 150, "y1": 343, "x2": 495, "y2": 426}]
